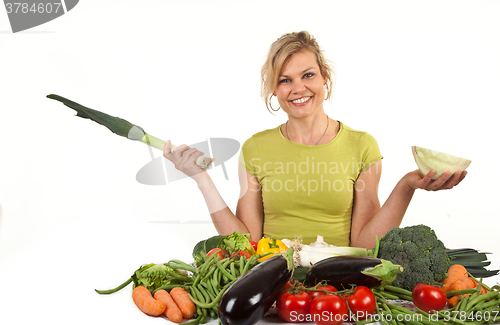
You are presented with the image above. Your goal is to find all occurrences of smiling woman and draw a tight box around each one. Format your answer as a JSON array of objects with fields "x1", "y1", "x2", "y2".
[{"x1": 162, "y1": 30, "x2": 467, "y2": 248}]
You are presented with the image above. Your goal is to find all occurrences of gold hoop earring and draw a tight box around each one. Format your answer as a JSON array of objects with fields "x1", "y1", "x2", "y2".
[{"x1": 269, "y1": 95, "x2": 280, "y2": 112}]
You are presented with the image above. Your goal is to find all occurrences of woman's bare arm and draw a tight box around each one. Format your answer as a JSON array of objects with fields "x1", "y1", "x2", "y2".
[
  {"x1": 164, "y1": 141, "x2": 264, "y2": 242},
  {"x1": 350, "y1": 160, "x2": 466, "y2": 248}
]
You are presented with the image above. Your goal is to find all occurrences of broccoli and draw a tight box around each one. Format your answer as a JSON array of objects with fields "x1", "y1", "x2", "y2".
[{"x1": 378, "y1": 224, "x2": 449, "y2": 291}]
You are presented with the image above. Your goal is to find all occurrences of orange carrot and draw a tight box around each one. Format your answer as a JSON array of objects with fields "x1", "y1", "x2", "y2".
[
  {"x1": 153, "y1": 290, "x2": 183, "y2": 323},
  {"x1": 450, "y1": 277, "x2": 477, "y2": 292},
  {"x1": 442, "y1": 264, "x2": 468, "y2": 292},
  {"x1": 170, "y1": 287, "x2": 196, "y2": 319},
  {"x1": 132, "y1": 286, "x2": 166, "y2": 316},
  {"x1": 448, "y1": 295, "x2": 461, "y2": 308},
  {"x1": 448, "y1": 264, "x2": 469, "y2": 279}
]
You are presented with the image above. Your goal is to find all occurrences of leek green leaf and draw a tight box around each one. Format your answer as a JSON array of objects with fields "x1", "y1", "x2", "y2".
[
  {"x1": 47, "y1": 94, "x2": 214, "y2": 169},
  {"x1": 47, "y1": 94, "x2": 144, "y2": 139}
]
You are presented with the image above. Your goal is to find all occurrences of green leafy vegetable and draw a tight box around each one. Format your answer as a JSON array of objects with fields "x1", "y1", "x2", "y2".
[
  {"x1": 218, "y1": 232, "x2": 256, "y2": 256},
  {"x1": 131, "y1": 263, "x2": 187, "y2": 292},
  {"x1": 446, "y1": 248, "x2": 499, "y2": 278}
]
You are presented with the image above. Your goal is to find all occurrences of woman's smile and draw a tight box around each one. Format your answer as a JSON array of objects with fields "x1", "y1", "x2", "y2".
[{"x1": 291, "y1": 96, "x2": 312, "y2": 105}]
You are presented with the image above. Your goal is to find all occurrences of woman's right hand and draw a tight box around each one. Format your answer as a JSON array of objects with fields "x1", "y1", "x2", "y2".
[{"x1": 163, "y1": 140, "x2": 207, "y2": 182}]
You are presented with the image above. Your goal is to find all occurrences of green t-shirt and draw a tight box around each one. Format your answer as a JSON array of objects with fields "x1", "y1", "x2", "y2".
[{"x1": 239, "y1": 121, "x2": 382, "y2": 246}]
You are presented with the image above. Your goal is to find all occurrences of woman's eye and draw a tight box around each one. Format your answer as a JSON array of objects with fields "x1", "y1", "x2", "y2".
[
  {"x1": 279, "y1": 78, "x2": 291, "y2": 84},
  {"x1": 304, "y1": 72, "x2": 315, "y2": 79}
]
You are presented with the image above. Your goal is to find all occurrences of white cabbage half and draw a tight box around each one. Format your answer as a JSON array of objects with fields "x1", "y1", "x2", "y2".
[{"x1": 412, "y1": 146, "x2": 471, "y2": 180}]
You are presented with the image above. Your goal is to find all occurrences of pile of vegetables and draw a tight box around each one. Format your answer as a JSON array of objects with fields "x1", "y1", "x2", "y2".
[
  {"x1": 95, "y1": 232, "x2": 289, "y2": 324},
  {"x1": 96, "y1": 229, "x2": 499, "y2": 325}
]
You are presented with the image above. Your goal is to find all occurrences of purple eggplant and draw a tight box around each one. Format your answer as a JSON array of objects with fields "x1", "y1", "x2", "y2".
[
  {"x1": 305, "y1": 256, "x2": 403, "y2": 289},
  {"x1": 218, "y1": 249, "x2": 293, "y2": 325}
]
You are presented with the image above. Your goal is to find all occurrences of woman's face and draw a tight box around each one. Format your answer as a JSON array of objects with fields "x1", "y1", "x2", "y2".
[{"x1": 274, "y1": 50, "x2": 327, "y2": 119}]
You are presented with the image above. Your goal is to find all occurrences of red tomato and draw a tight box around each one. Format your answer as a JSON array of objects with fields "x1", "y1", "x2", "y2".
[
  {"x1": 207, "y1": 248, "x2": 226, "y2": 260},
  {"x1": 345, "y1": 286, "x2": 376, "y2": 320},
  {"x1": 230, "y1": 251, "x2": 252, "y2": 259},
  {"x1": 412, "y1": 283, "x2": 447, "y2": 313},
  {"x1": 283, "y1": 280, "x2": 304, "y2": 292},
  {"x1": 310, "y1": 294, "x2": 348, "y2": 325},
  {"x1": 249, "y1": 240, "x2": 258, "y2": 251},
  {"x1": 276, "y1": 290, "x2": 312, "y2": 323},
  {"x1": 307, "y1": 285, "x2": 338, "y2": 299}
]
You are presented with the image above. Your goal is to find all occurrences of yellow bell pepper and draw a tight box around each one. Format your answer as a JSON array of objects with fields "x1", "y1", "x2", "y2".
[{"x1": 256, "y1": 237, "x2": 288, "y2": 261}]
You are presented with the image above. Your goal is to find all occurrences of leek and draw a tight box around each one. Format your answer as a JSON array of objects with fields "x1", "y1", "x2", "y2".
[
  {"x1": 47, "y1": 94, "x2": 213, "y2": 169},
  {"x1": 446, "y1": 248, "x2": 499, "y2": 278},
  {"x1": 294, "y1": 235, "x2": 374, "y2": 267}
]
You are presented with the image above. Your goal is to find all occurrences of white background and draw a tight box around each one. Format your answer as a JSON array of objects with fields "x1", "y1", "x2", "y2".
[{"x1": 1, "y1": 1, "x2": 499, "y2": 324}]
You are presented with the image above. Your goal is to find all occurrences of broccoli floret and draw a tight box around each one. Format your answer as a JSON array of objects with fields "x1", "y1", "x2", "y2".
[{"x1": 378, "y1": 224, "x2": 449, "y2": 291}]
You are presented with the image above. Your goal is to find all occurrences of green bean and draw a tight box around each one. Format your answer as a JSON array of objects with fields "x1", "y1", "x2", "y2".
[
  {"x1": 373, "y1": 291, "x2": 388, "y2": 300},
  {"x1": 466, "y1": 291, "x2": 499, "y2": 311},
  {"x1": 384, "y1": 285, "x2": 413, "y2": 297},
  {"x1": 217, "y1": 264, "x2": 222, "y2": 284},
  {"x1": 475, "y1": 300, "x2": 486, "y2": 310},
  {"x1": 188, "y1": 292, "x2": 203, "y2": 321},
  {"x1": 201, "y1": 264, "x2": 217, "y2": 282},
  {"x1": 216, "y1": 259, "x2": 237, "y2": 282},
  {"x1": 201, "y1": 280, "x2": 216, "y2": 298},
  {"x1": 239, "y1": 255, "x2": 246, "y2": 274},
  {"x1": 212, "y1": 268, "x2": 220, "y2": 292},
  {"x1": 202, "y1": 281, "x2": 219, "y2": 317},
  {"x1": 446, "y1": 288, "x2": 477, "y2": 298},
  {"x1": 477, "y1": 297, "x2": 500, "y2": 310},
  {"x1": 399, "y1": 294, "x2": 413, "y2": 301},
  {"x1": 255, "y1": 252, "x2": 272, "y2": 260},
  {"x1": 95, "y1": 277, "x2": 132, "y2": 295},
  {"x1": 377, "y1": 296, "x2": 402, "y2": 325},
  {"x1": 241, "y1": 255, "x2": 257, "y2": 274},
  {"x1": 230, "y1": 262, "x2": 238, "y2": 278},
  {"x1": 192, "y1": 286, "x2": 209, "y2": 321},
  {"x1": 374, "y1": 298, "x2": 391, "y2": 325},
  {"x1": 167, "y1": 260, "x2": 199, "y2": 274},
  {"x1": 188, "y1": 280, "x2": 236, "y2": 309},
  {"x1": 374, "y1": 289, "x2": 400, "y2": 300},
  {"x1": 198, "y1": 283, "x2": 218, "y2": 318},
  {"x1": 197, "y1": 284, "x2": 211, "y2": 302},
  {"x1": 386, "y1": 303, "x2": 416, "y2": 314},
  {"x1": 193, "y1": 254, "x2": 218, "y2": 287},
  {"x1": 458, "y1": 294, "x2": 470, "y2": 312},
  {"x1": 199, "y1": 253, "x2": 219, "y2": 274}
]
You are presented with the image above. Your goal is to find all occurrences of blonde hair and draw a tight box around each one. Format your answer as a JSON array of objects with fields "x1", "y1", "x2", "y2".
[{"x1": 261, "y1": 31, "x2": 336, "y2": 113}]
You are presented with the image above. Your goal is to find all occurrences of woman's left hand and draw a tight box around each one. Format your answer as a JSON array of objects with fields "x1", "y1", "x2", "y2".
[{"x1": 406, "y1": 169, "x2": 467, "y2": 191}]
